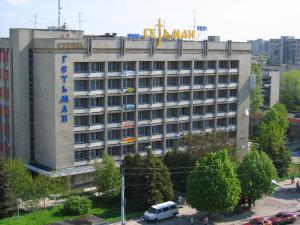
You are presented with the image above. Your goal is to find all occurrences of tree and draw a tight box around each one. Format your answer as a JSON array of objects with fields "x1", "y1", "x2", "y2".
[
  {"x1": 125, "y1": 152, "x2": 174, "y2": 206},
  {"x1": 250, "y1": 64, "x2": 263, "y2": 112},
  {"x1": 187, "y1": 150, "x2": 241, "y2": 215},
  {"x1": 280, "y1": 70, "x2": 300, "y2": 111},
  {"x1": 0, "y1": 156, "x2": 16, "y2": 218},
  {"x1": 179, "y1": 132, "x2": 233, "y2": 160},
  {"x1": 164, "y1": 149, "x2": 196, "y2": 193},
  {"x1": 94, "y1": 152, "x2": 120, "y2": 199},
  {"x1": 273, "y1": 103, "x2": 289, "y2": 132},
  {"x1": 237, "y1": 149, "x2": 277, "y2": 206}
]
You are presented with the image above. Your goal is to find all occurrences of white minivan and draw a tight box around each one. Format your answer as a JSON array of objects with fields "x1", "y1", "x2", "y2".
[{"x1": 143, "y1": 201, "x2": 179, "y2": 222}]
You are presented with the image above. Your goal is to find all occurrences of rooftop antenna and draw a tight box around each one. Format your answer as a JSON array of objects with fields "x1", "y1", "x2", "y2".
[
  {"x1": 58, "y1": 0, "x2": 62, "y2": 28},
  {"x1": 34, "y1": 14, "x2": 37, "y2": 29},
  {"x1": 78, "y1": 12, "x2": 82, "y2": 30},
  {"x1": 193, "y1": 10, "x2": 196, "y2": 34}
]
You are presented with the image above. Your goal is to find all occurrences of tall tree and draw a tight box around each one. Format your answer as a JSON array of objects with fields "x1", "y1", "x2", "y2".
[
  {"x1": 0, "y1": 156, "x2": 16, "y2": 218},
  {"x1": 164, "y1": 149, "x2": 196, "y2": 193},
  {"x1": 250, "y1": 64, "x2": 263, "y2": 112},
  {"x1": 280, "y1": 70, "x2": 300, "y2": 111},
  {"x1": 125, "y1": 152, "x2": 174, "y2": 206},
  {"x1": 187, "y1": 150, "x2": 241, "y2": 215},
  {"x1": 237, "y1": 149, "x2": 277, "y2": 206},
  {"x1": 94, "y1": 152, "x2": 120, "y2": 199}
]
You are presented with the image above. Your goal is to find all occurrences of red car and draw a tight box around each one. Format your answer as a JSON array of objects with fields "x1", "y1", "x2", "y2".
[
  {"x1": 269, "y1": 212, "x2": 297, "y2": 225},
  {"x1": 243, "y1": 217, "x2": 272, "y2": 225}
]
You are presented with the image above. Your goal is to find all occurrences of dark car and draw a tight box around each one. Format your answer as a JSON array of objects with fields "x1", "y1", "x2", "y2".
[
  {"x1": 243, "y1": 217, "x2": 272, "y2": 225},
  {"x1": 269, "y1": 212, "x2": 297, "y2": 225},
  {"x1": 295, "y1": 113, "x2": 300, "y2": 118}
]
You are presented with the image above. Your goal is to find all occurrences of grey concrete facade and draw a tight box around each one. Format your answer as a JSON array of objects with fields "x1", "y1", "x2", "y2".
[{"x1": 0, "y1": 29, "x2": 251, "y2": 185}]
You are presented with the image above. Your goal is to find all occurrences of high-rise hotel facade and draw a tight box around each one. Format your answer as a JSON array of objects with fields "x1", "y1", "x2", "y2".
[{"x1": 0, "y1": 29, "x2": 251, "y2": 185}]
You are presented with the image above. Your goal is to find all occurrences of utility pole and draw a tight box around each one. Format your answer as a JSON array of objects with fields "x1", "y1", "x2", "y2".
[
  {"x1": 34, "y1": 14, "x2": 37, "y2": 29},
  {"x1": 58, "y1": 0, "x2": 62, "y2": 28},
  {"x1": 78, "y1": 12, "x2": 82, "y2": 30},
  {"x1": 120, "y1": 161, "x2": 125, "y2": 225}
]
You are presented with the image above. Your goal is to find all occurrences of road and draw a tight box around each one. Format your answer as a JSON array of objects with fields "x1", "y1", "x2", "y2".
[{"x1": 289, "y1": 141, "x2": 300, "y2": 163}]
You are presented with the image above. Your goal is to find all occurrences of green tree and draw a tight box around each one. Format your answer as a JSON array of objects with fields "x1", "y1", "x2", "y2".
[
  {"x1": 94, "y1": 152, "x2": 120, "y2": 199},
  {"x1": 280, "y1": 70, "x2": 300, "y2": 111},
  {"x1": 164, "y1": 149, "x2": 196, "y2": 193},
  {"x1": 250, "y1": 64, "x2": 263, "y2": 112},
  {"x1": 0, "y1": 156, "x2": 16, "y2": 218},
  {"x1": 273, "y1": 103, "x2": 289, "y2": 132},
  {"x1": 187, "y1": 150, "x2": 241, "y2": 215},
  {"x1": 237, "y1": 149, "x2": 277, "y2": 206},
  {"x1": 125, "y1": 152, "x2": 174, "y2": 206}
]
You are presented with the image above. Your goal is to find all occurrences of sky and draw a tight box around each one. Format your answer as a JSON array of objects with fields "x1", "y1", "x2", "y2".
[{"x1": 1, "y1": 0, "x2": 300, "y2": 41}]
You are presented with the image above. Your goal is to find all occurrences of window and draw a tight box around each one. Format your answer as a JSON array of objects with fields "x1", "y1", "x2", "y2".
[
  {"x1": 139, "y1": 61, "x2": 151, "y2": 71},
  {"x1": 166, "y1": 139, "x2": 178, "y2": 148},
  {"x1": 179, "y1": 122, "x2": 190, "y2": 131},
  {"x1": 206, "y1": 76, "x2": 216, "y2": 84},
  {"x1": 74, "y1": 62, "x2": 89, "y2": 73},
  {"x1": 153, "y1": 61, "x2": 164, "y2": 70},
  {"x1": 206, "y1": 90, "x2": 215, "y2": 99},
  {"x1": 74, "y1": 116, "x2": 88, "y2": 127},
  {"x1": 193, "y1": 120, "x2": 203, "y2": 130},
  {"x1": 74, "y1": 80, "x2": 88, "y2": 91},
  {"x1": 167, "y1": 108, "x2": 178, "y2": 118},
  {"x1": 167, "y1": 93, "x2": 178, "y2": 102},
  {"x1": 218, "y1": 75, "x2": 228, "y2": 84},
  {"x1": 123, "y1": 112, "x2": 135, "y2": 121},
  {"x1": 167, "y1": 77, "x2": 178, "y2": 86},
  {"x1": 180, "y1": 76, "x2": 190, "y2": 85},
  {"x1": 90, "y1": 132, "x2": 101, "y2": 142},
  {"x1": 123, "y1": 128, "x2": 134, "y2": 138},
  {"x1": 219, "y1": 61, "x2": 228, "y2": 69},
  {"x1": 217, "y1": 118, "x2": 227, "y2": 127},
  {"x1": 138, "y1": 126, "x2": 151, "y2": 137},
  {"x1": 217, "y1": 104, "x2": 227, "y2": 113},
  {"x1": 205, "y1": 105, "x2": 215, "y2": 113},
  {"x1": 180, "y1": 92, "x2": 190, "y2": 101},
  {"x1": 218, "y1": 89, "x2": 228, "y2": 98},
  {"x1": 193, "y1": 91, "x2": 204, "y2": 100},
  {"x1": 193, "y1": 106, "x2": 204, "y2": 115},
  {"x1": 108, "y1": 79, "x2": 121, "y2": 89},
  {"x1": 123, "y1": 79, "x2": 135, "y2": 88},
  {"x1": 163, "y1": 207, "x2": 170, "y2": 212},
  {"x1": 152, "y1": 141, "x2": 163, "y2": 150},
  {"x1": 91, "y1": 80, "x2": 102, "y2": 90},
  {"x1": 74, "y1": 133, "x2": 86, "y2": 144},
  {"x1": 91, "y1": 62, "x2": 104, "y2": 72},
  {"x1": 123, "y1": 95, "x2": 134, "y2": 105},
  {"x1": 139, "y1": 94, "x2": 151, "y2": 104},
  {"x1": 167, "y1": 61, "x2": 179, "y2": 70},
  {"x1": 194, "y1": 76, "x2": 205, "y2": 85},
  {"x1": 108, "y1": 146, "x2": 120, "y2": 156},
  {"x1": 207, "y1": 61, "x2": 216, "y2": 69},
  {"x1": 152, "y1": 93, "x2": 163, "y2": 103},
  {"x1": 123, "y1": 61, "x2": 136, "y2": 71},
  {"x1": 108, "y1": 113, "x2": 121, "y2": 123},
  {"x1": 230, "y1": 75, "x2": 238, "y2": 83},
  {"x1": 139, "y1": 78, "x2": 151, "y2": 88},
  {"x1": 152, "y1": 125, "x2": 162, "y2": 134},
  {"x1": 152, "y1": 77, "x2": 163, "y2": 87},
  {"x1": 166, "y1": 124, "x2": 178, "y2": 133},
  {"x1": 123, "y1": 145, "x2": 135, "y2": 154},
  {"x1": 152, "y1": 109, "x2": 163, "y2": 119},
  {"x1": 91, "y1": 149, "x2": 102, "y2": 160},
  {"x1": 194, "y1": 61, "x2": 205, "y2": 70},
  {"x1": 74, "y1": 98, "x2": 88, "y2": 109},
  {"x1": 205, "y1": 119, "x2": 215, "y2": 128},
  {"x1": 138, "y1": 110, "x2": 151, "y2": 120},
  {"x1": 230, "y1": 61, "x2": 239, "y2": 69},
  {"x1": 181, "y1": 61, "x2": 192, "y2": 70},
  {"x1": 108, "y1": 130, "x2": 120, "y2": 140},
  {"x1": 229, "y1": 89, "x2": 238, "y2": 97},
  {"x1": 180, "y1": 107, "x2": 189, "y2": 116},
  {"x1": 229, "y1": 117, "x2": 237, "y2": 125},
  {"x1": 74, "y1": 151, "x2": 87, "y2": 162},
  {"x1": 138, "y1": 142, "x2": 151, "y2": 152},
  {"x1": 108, "y1": 96, "x2": 120, "y2": 106},
  {"x1": 90, "y1": 97, "x2": 103, "y2": 107},
  {"x1": 108, "y1": 62, "x2": 121, "y2": 72},
  {"x1": 229, "y1": 103, "x2": 237, "y2": 112},
  {"x1": 91, "y1": 115, "x2": 103, "y2": 125}
]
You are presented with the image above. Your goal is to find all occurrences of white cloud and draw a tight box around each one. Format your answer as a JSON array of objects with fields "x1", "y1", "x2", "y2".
[
  {"x1": 5, "y1": 0, "x2": 30, "y2": 5},
  {"x1": 5, "y1": 12, "x2": 16, "y2": 18}
]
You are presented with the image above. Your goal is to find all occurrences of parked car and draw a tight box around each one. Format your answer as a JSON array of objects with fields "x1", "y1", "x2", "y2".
[
  {"x1": 143, "y1": 201, "x2": 178, "y2": 222},
  {"x1": 295, "y1": 113, "x2": 300, "y2": 118},
  {"x1": 269, "y1": 211, "x2": 297, "y2": 225},
  {"x1": 243, "y1": 217, "x2": 272, "y2": 225}
]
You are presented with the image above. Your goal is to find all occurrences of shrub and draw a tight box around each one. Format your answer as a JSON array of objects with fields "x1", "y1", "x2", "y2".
[{"x1": 63, "y1": 196, "x2": 92, "y2": 215}]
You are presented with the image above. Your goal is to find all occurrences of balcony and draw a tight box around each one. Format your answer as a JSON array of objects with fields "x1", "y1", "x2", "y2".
[
  {"x1": 138, "y1": 120, "x2": 152, "y2": 126},
  {"x1": 151, "y1": 134, "x2": 164, "y2": 140},
  {"x1": 107, "y1": 139, "x2": 122, "y2": 145},
  {"x1": 123, "y1": 88, "x2": 136, "y2": 94},
  {"x1": 166, "y1": 133, "x2": 179, "y2": 138},
  {"x1": 107, "y1": 123, "x2": 122, "y2": 129},
  {"x1": 74, "y1": 124, "x2": 105, "y2": 132},
  {"x1": 107, "y1": 89, "x2": 122, "y2": 94},
  {"x1": 74, "y1": 107, "x2": 105, "y2": 114},
  {"x1": 205, "y1": 69, "x2": 216, "y2": 74},
  {"x1": 229, "y1": 68, "x2": 239, "y2": 73},
  {"x1": 74, "y1": 141, "x2": 104, "y2": 149},
  {"x1": 138, "y1": 136, "x2": 152, "y2": 142},
  {"x1": 73, "y1": 72, "x2": 105, "y2": 79},
  {"x1": 74, "y1": 90, "x2": 105, "y2": 97}
]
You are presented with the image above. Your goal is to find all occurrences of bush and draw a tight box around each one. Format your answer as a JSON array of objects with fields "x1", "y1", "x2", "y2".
[{"x1": 63, "y1": 196, "x2": 92, "y2": 215}]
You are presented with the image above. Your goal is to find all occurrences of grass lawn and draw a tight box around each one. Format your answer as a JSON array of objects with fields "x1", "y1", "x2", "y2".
[{"x1": 0, "y1": 200, "x2": 145, "y2": 225}]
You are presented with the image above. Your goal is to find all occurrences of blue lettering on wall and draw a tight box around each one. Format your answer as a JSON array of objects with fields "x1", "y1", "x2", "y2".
[
  {"x1": 197, "y1": 26, "x2": 207, "y2": 31},
  {"x1": 60, "y1": 55, "x2": 69, "y2": 123}
]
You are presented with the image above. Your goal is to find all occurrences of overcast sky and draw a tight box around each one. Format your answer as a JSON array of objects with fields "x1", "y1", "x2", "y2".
[{"x1": 1, "y1": 0, "x2": 299, "y2": 41}]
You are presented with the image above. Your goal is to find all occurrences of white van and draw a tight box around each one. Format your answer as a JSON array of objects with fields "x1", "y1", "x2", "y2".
[{"x1": 143, "y1": 201, "x2": 179, "y2": 222}]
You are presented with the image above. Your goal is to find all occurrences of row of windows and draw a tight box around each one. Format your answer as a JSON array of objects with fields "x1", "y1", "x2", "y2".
[
  {"x1": 74, "y1": 117, "x2": 236, "y2": 143},
  {"x1": 73, "y1": 75, "x2": 238, "y2": 91},
  {"x1": 74, "y1": 61, "x2": 239, "y2": 73}
]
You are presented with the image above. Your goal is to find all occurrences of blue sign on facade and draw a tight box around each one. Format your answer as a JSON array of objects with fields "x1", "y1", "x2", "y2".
[
  {"x1": 60, "y1": 55, "x2": 69, "y2": 123},
  {"x1": 197, "y1": 26, "x2": 207, "y2": 31}
]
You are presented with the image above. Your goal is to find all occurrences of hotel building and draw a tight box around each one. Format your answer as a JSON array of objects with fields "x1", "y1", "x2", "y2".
[{"x1": 0, "y1": 29, "x2": 251, "y2": 185}]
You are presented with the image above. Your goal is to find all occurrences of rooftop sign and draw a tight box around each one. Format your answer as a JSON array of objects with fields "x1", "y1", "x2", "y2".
[{"x1": 56, "y1": 42, "x2": 85, "y2": 49}]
